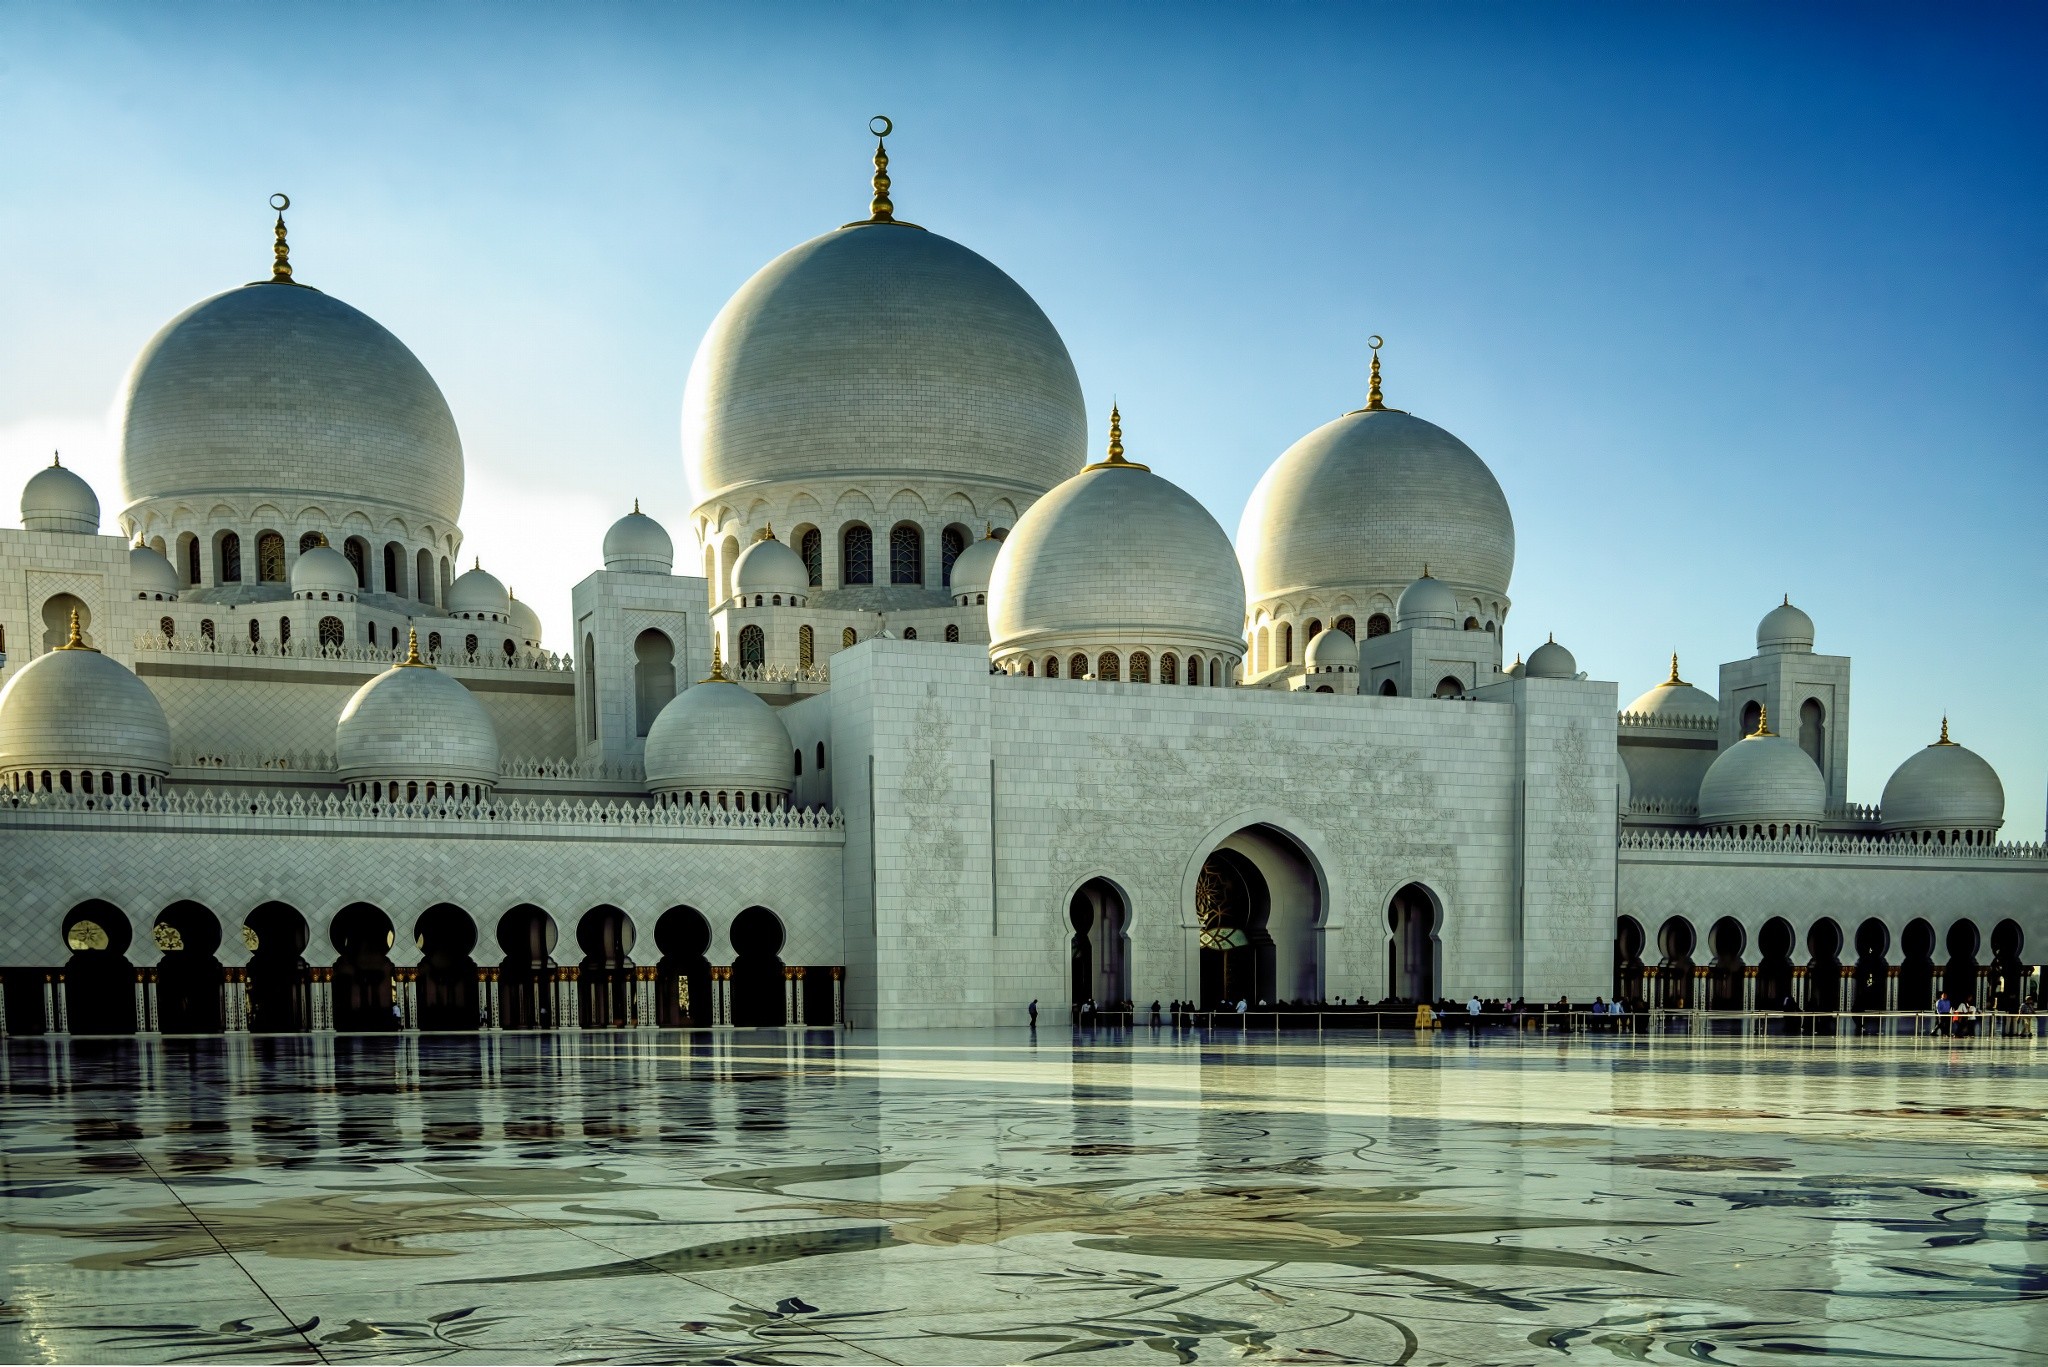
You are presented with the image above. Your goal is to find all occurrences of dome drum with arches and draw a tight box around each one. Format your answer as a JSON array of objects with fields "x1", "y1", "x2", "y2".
[
  {"x1": 335, "y1": 631, "x2": 501, "y2": 799},
  {"x1": 1696, "y1": 707, "x2": 1827, "y2": 834},
  {"x1": 0, "y1": 610, "x2": 172, "y2": 793},
  {"x1": 643, "y1": 653, "x2": 795, "y2": 809},
  {"x1": 1880, "y1": 719, "x2": 2004, "y2": 839}
]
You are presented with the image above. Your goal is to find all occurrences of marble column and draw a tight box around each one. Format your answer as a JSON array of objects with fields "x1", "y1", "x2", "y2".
[
  {"x1": 47, "y1": 975, "x2": 66, "y2": 1035},
  {"x1": 397, "y1": 971, "x2": 418, "y2": 1031},
  {"x1": 832, "y1": 967, "x2": 844, "y2": 1026},
  {"x1": 559, "y1": 968, "x2": 581, "y2": 1031},
  {"x1": 1742, "y1": 967, "x2": 1757, "y2": 1013},
  {"x1": 136, "y1": 972, "x2": 157, "y2": 1034},
  {"x1": 1792, "y1": 965, "x2": 1808, "y2": 1010},
  {"x1": 635, "y1": 969, "x2": 656, "y2": 1030},
  {"x1": 0, "y1": 978, "x2": 7, "y2": 1035},
  {"x1": 483, "y1": 969, "x2": 500, "y2": 1031},
  {"x1": 712, "y1": 966, "x2": 730, "y2": 1026},
  {"x1": 310, "y1": 969, "x2": 334, "y2": 1032},
  {"x1": 786, "y1": 967, "x2": 802, "y2": 1026},
  {"x1": 1693, "y1": 965, "x2": 1709, "y2": 1012},
  {"x1": 1885, "y1": 965, "x2": 1899, "y2": 1012},
  {"x1": 222, "y1": 971, "x2": 247, "y2": 1032}
]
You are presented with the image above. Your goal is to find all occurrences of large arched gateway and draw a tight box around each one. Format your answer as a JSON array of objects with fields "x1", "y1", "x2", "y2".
[{"x1": 1194, "y1": 826, "x2": 1322, "y2": 1007}]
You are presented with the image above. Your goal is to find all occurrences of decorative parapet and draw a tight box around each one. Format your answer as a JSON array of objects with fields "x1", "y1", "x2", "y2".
[
  {"x1": 1622, "y1": 796, "x2": 1698, "y2": 817},
  {"x1": 169, "y1": 752, "x2": 645, "y2": 784},
  {"x1": 498, "y1": 755, "x2": 645, "y2": 783},
  {"x1": 1617, "y1": 710, "x2": 1717, "y2": 731},
  {"x1": 175, "y1": 749, "x2": 337, "y2": 773},
  {"x1": 1620, "y1": 827, "x2": 2046, "y2": 860},
  {"x1": 134, "y1": 632, "x2": 574, "y2": 674},
  {"x1": 731, "y1": 662, "x2": 830, "y2": 684},
  {"x1": 0, "y1": 786, "x2": 843, "y2": 834},
  {"x1": 1831, "y1": 802, "x2": 1883, "y2": 824}
]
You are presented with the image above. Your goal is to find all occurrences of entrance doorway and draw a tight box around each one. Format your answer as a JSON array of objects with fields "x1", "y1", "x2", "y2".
[
  {"x1": 154, "y1": 901, "x2": 223, "y2": 1033},
  {"x1": 244, "y1": 903, "x2": 310, "y2": 1032},
  {"x1": 497, "y1": 905, "x2": 557, "y2": 1029},
  {"x1": 655, "y1": 906, "x2": 712, "y2": 1026},
  {"x1": 62, "y1": 901, "x2": 135, "y2": 1034},
  {"x1": 578, "y1": 905, "x2": 635, "y2": 1027},
  {"x1": 331, "y1": 904, "x2": 396, "y2": 1031},
  {"x1": 1069, "y1": 878, "x2": 1130, "y2": 1010},
  {"x1": 415, "y1": 905, "x2": 479, "y2": 1031},
  {"x1": 1386, "y1": 883, "x2": 1440, "y2": 1004},
  {"x1": 729, "y1": 906, "x2": 786, "y2": 1026}
]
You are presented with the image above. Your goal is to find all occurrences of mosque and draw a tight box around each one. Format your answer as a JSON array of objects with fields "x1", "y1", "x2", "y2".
[{"x1": 0, "y1": 129, "x2": 2040, "y2": 1036}]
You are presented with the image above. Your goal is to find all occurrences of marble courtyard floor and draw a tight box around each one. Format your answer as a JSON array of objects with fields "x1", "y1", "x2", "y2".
[{"x1": 0, "y1": 1029, "x2": 2042, "y2": 1365}]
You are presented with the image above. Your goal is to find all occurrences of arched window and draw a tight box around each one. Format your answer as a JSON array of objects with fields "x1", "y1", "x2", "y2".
[
  {"x1": 1739, "y1": 699, "x2": 1762, "y2": 737},
  {"x1": 299, "y1": 531, "x2": 323, "y2": 553},
  {"x1": 902, "y1": 627, "x2": 917, "y2": 640},
  {"x1": 1069, "y1": 653, "x2": 1087, "y2": 680},
  {"x1": 1211, "y1": 658, "x2": 1223, "y2": 686},
  {"x1": 179, "y1": 533, "x2": 202, "y2": 585},
  {"x1": 799, "y1": 625, "x2": 814, "y2": 668},
  {"x1": 1186, "y1": 653, "x2": 1202, "y2": 685},
  {"x1": 503, "y1": 638, "x2": 516, "y2": 658},
  {"x1": 739, "y1": 624, "x2": 765, "y2": 667},
  {"x1": 343, "y1": 537, "x2": 368, "y2": 588},
  {"x1": 216, "y1": 531, "x2": 242, "y2": 584},
  {"x1": 278, "y1": 617, "x2": 291, "y2": 646},
  {"x1": 944, "y1": 623, "x2": 960, "y2": 643},
  {"x1": 1380, "y1": 679, "x2": 1398, "y2": 696},
  {"x1": 1434, "y1": 675, "x2": 1463, "y2": 698},
  {"x1": 817, "y1": 742, "x2": 826, "y2": 770},
  {"x1": 382, "y1": 542, "x2": 404, "y2": 595},
  {"x1": 200, "y1": 618, "x2": 215, "y2": 644},
  {"x1": 257, "y1": 532, "x2": 286, "y2": 583},
  {"x1": 366, "y1": 622, "x2": 377, "y2": 645},
  {"x1": 1044, "y1": 655, "x2": 1059, "y2": 678},
  {"x1": 1097, "y1": 652, "x2": 1120, "y2": 682},
  {"x1": 799, "y1": 527, "x2": 823, "y2": 586},
  {"x1": 793, "y1": 749, "x2": 802, "y2": 775},
  {"x1": 464, "y1": 633, "x2": 479, "y2": 655},
  {"x1": 417, "y1": 549, "x2": 435, "y2": 605},
  {"x1": 582, "y1": 632, "x2": 598, "y2": 740},
  {"x1": 1799, "y1": 698, "x2": 1825, "y2": 769},
  {"x1": 889, "y1": 523, "x2": 923, "y2": 585},
  {"x1": 1366, "y1": 613, "x2": 1390, "y2": 638},
  {"x1": 634, "y1": 630, "x2": 675, "y2": 736},
  {"x1": 159, "y1": 616, "x2": 175, "y2": 639},
  {"x1": 1335, "y1": 615, "x2": 1356, "y2": 638},
  {"x1": 439, "y1": 557, "x2": 452, "y2": 604},
  {"x1": 1281, "y1": 623, "x2": 1294, "y2": 663},
  {"x1": 842, "y1": 524, "x2": 873, "y2": 585},
  {"x1": 428, "y1": 631, "x2": 442, "y2": 658},
  {"x1": 842, "y1": 626, "x2": 858, "y2": 648},
  {"x1": 318, "y1": 616, "x2": 344, "y2": 648},
  {"x1": 940, "y1": 525, "x2": 967, "y2": 585},
  {"x1": 1129, "y1": 651, "x2": 1151, "y2": 683}
]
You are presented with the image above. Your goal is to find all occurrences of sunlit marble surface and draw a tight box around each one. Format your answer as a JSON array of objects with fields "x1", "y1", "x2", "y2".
[{"x1": 1, "y1": 1028, "x2": 2042, "y2": 1365}]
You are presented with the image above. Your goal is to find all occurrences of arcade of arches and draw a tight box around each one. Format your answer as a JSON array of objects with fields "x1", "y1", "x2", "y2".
[
  {"x1": 0, "y1": 902, "x2": 844, "y2": 1036},
  {"x1": 1613, "y1": 913, "x2": 2033, "y2": 1013}
]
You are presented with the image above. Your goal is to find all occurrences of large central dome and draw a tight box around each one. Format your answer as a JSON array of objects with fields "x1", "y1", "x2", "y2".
[
  {"x1": 682, "y1": 223, "x2": 1087, "y2": 508},
  {"x1": 119, "y1": 281, "x2": 464, "y2": 527}
]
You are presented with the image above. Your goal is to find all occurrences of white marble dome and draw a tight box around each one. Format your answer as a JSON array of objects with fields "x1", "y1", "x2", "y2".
[
  {"x1": 1525, "y1": 635, "x2": 1578, "y2": 679},
  {"x1": 336, "y1": 655, "x2": 500, "y2": 791},
  {"x1": 21, "y1": 459, "x2": 99, "y2": 534},
  {"x1": 1757, "y1": 597, "x2": 1814, "y2": 654},
  {"x1": 290, "y1": 541, "x2": 358, "y2": 598},
  {"x1": 1304, "y1": 626, "x2": 1358, "y2": 670},
  {"x1": 603, "y1": 506, "x2": 674, "y2": 574},
  {"x1": 988, "y1": 420, "x2": 1245, "y2": 671},
  {"x1": 1395, "y1": 573, "x2": 1458, "y2": 630},
  {"x1": 682, "y1": 222, "x2": 1087, "y2": 509},
  {"x1": 508, "y1": 593, "x2": 543, "y2": 648},
  {"x1": 129, "y1": 544, "x2": 181, "y2": 599},
  {"x1": 948, "y1": 530, "x2": 1003, "y2": 602},
  {"x1": 1238, "y1": 406, "x2": 1515, "y2": 614},
  {"x1": 1624, "y1": 656, "x2": 1718, "y2": 722},
  {"x1": 1880, "y1": 723, "x2": 2004, "y2": 836},
  {"x1": 448, "y1": 563, "x2": 509, "y2": 619},
  {"x1": 643, "y1": 678, "x2": 793, "y2": 800},
  {"x1": 0, "y1": 634, "x2": 172, "y2": 786},
  {"x1": 1696, "y1": 725, "x2": 1826, "y2": 830},
  {"x1": 732, "y1": 532, "x2": 811, "y2": 600},
  {"x1": 119, "y1": 281, "x2": 463, "y2": 527}
]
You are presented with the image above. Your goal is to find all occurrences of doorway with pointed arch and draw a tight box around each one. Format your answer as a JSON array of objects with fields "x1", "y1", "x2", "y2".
[
  {"x1": 1386, "y1": 883, "x2": 1440, "y2": 1004},
  {"x1": 1069, "y1": 878, "x2": 1130, "y2": 1011},
  {"x1": 1194, "y1": 826, "x2": 1323, "y2": 1008}
]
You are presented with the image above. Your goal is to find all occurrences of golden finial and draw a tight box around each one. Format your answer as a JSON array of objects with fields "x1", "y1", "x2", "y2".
[
  {"x1": 633, "y1": 498, "x2": 640, "y2": 515},
  {"x1": 51, "y1": 450, "x2": 61, "y2": 467},
  {"x1": 701, "y1": 639, "x2": 730, "y2": 683},
  {"x1": 315, "y1": 531, "x2": 330, "y2": 547},
  {"x1": 398, "y1": 626, "x2": 428, "y2": 667},
  {"x1": 1783, "y1": 593, "x2": 1791, "y2": 606},
  {"x1": 1083, "y1": 401, "x2": 1151, "y2": 472},
  {"x1": 1936, "y1": 715, "x2": 1955, "y2": 746},
  {"x1": 57, "y1": 607, "x2": 94, "y2": 652},
  {"x1": 869, "y1": 115, "x2": 894, "y2": 222},
  {"x1": 1750, "y1": 704, "x2": 1774, "y2": 738},
  {"x1": 983, "y1": 521, "x2": 993, "y2": 539},
  {"x1": 1365, "y1": 335, "x2": 1387, "y2": 411},
  {"x1": 269, "y1": 194, "x2": 293, "y2": 283},
  {"x1": 757, "y1": 522, "x2": 775, "y2": 542},
  {"x1": 1662, "y1": 653, "x2": 1687, "y2": 687}
]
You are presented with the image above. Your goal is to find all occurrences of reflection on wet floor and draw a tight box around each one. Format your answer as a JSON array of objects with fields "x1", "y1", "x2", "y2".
[{"x1": 0, "y1": 1029, "x2": 2042, "y2": 1365}]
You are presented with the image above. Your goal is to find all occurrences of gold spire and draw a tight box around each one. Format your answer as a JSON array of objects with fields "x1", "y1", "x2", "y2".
[
  {"x1": 398, "y1": 626, "x2": 428, "y2": 667},
  {"x1": 701, "y1": 639, "x2": 730, "y2": 683},
  {"x1": 633, "y1": 498, "x2": 640, "y2": 514},
  {"x1": 1422, "y1": 563, "x2": 1432, "y2": 578},
  {"x1": 983, "y1": 521, "x2": 994, "y2": 540},
  {"x1": 315, "y1": 531, "x2": 330, "y2": 547},
  {"x1": 269, "y1": 194, "x2": 294, "y2": 283},
  {"x1": 844, "y1": 116, "x2": 923, "y2": 230},
  {"x1": 757, "y1": 522, "x2": 776, "y2": 542},
  {"x1": 1366, "y1": 341, "x2": 1386, "y2": 410},
  {"x1": 1750, "y1": 704, "x2": 1773, "y2": 738},
  {"x1": 1660, "y1": 652, "x2": 1688, "y2": 687},
  {"x1": 1082, "y1": 402, "x2": 1151, "y2": 472},
  {"x1": 1936, "y1": 715, "x2": 1955, "y2": 746},
  {"x1": 57, "y1": 607, "x2": 95, "y2": 652},
  {"x1": 50, "y1": 450, "x2": 61, "y2": 468}
]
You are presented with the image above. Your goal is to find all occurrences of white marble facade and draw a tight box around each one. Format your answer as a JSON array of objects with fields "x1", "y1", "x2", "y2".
[{"x1": 0, "y1": 137, "x2": 2042, "y2": 1033}]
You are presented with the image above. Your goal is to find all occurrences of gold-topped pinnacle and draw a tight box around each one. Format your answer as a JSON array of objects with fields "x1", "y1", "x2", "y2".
[
  {"x1": 1082, "y1": 402, "x2": 1151, "y2": 473},
  {"x1": 57, "y1": 606, "x2": 95, "y2": 652},
  {"x1": 633, "y1": 498, "x2": 640, "y2": 515},
  {"x1": 1347, "y1": 335, "x2": 1404, "y2": 415},
  {"x1": 50, "y1": 450, "x2": 61, "y2": 468},
  {"x1": 843, "y1": 116, "x2": 924, "y2": 230},
  {"x1": 1663, "y1": 652, "x2": 1686, "y2": 686},
  {"x1": 757, "y1": 522, "x2": 776, "y2": 542},
  {"x1": 702, "y1": 639, "x2": 730, "y2": 684},
  {"x1": 983, "y1": 521, "x2": 994, "y2": 540},
  {"x1": 398, "y1": 626, "x2": 429, "y2": 667},
  {"x1": 269, "y1": 193, "x2": 294, "y2": 284},
  {"x1": 1936, "y1": 715, "x2": 1955, "y2": 746},
  {"x1": 1750, "y1": 704, "x2": 1774, "y2": 738}
]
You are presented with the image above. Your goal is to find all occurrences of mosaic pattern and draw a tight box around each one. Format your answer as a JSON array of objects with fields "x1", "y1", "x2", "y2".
[{"x1": 0, "y1": 1029, "x2": 2042, "y2": 1364}]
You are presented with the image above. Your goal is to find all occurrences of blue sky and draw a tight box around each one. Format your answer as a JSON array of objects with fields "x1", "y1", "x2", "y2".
[{"x1": 2, "y1": 2, "x2": 2043, "y2": 832}]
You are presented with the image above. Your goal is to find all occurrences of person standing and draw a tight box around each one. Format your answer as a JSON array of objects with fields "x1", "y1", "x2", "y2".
[
  {"x1": 1934, "y1": 990, "x2": 1952, "y2": 1036},
  {"x1": 1028, "y1": 999, "x2": 1038, "y2": 1029}
]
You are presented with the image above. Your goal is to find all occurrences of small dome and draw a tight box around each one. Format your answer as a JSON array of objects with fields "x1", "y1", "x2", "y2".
[
  {"x1": 603, "y1": 505, "x2": 674, "y2": 574},
  {"x1": 0, "y1": 629, "x2": 172, "y2": 781},
  {"x1": 1304, "y1": 627, "x2": 1358, "y2": 670},
  {"x1": 1697, "y1": 720, "x2": 1826, "y2": 828},
  {"x1": 336, "y1": 651, "x2": 500, "y2": 789},
  {"x1": 1880, "y1": 721, "x2": 2004, "y2": 834},
  {"x1": 508, "y1": 593, "x2": 542, "y2": 647},
  {"x1": 643, "y1": 676, "x2": 793, "y2": 796},
  {"x1": 129, "y1": 544, "x2": 182, "y2": 598},
  {"x1": 988, "y1": 413, "x2": 1245, "y2": 667},
  {"x1": 290, "y1": 540, "x2": 358, "y2": 596},
  {"x1": 1624, "y1": 655, "x2": 1718, "y2": 721},
  {"x1": 1757, "y1": 597, "x2": 1814, "y2": 654},
  {"x1": 732, "y1": 530, "x2": 810, "y2": 598},
  {"x1": 1525, "y1": 635, "x2": 1577, "y2": 679},
  {"x1": 448, "y1": 562, "x2": 509, "y2": 617},
  {"x1": 21, "y1": 459, "x2": 99, "y2": 534},
  {"x1": 1505, "y1": 653, "x2": 1525, "y2": 679},
  {"x1": 948, "y1": 529, "x2": 1003, "y2": 599},
  {"x1": 1395, "y1": 572, "x2": 1457, "y2": 630}
]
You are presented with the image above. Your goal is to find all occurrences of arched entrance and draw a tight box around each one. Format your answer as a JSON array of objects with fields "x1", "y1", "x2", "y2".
[
  {"x1": 1200, "y1": 826, "x2": 1321, "y2": 1006},
  {"x1": 414, "y1": 905, "x2": 479, "y2": 1031},
  {"x1": 244, "y1": 902, "x2": 310, "y2": 1032},
  {"x1": 1898, "y1": 919, "x2": 1936, "y2": 1010},
  {"x1": 1614, "y1": 916, "x2": 1645, "y2": 1004},
  {"x1": 497, "y1": 905, "x2": 557, "y2": 1030},
  {"x1": 654, "y1": 906, "x2": 713, "y2": 1027},
  {"x1": 153, "y1": 901, "x2": 223, "y2": 1033},
  {"x1": 331, "y1": 904, "x2": 396, "y2": 1031},
  {"x1": 1386, "y1": 883, "x2": 1440, "y2": 1004},
  {"x1": 578, "y1": 905, "x2": 635, "y2": 1028},
  {"x1": 729, "y1": 906, "x2": 786, "y2": 1026},
  {"x1": 1707, "y1": 917, "x2": 1745, "y2": 1010},
  {"x1": 1069, "y1": 878, "x2": 1130, "y2": 1011},
  {"x1": 62, "y1": 901, "x2": 136, "y2": 1034},
  {"x1": 1756, "y1": 917, "x2": 1796, "y2": 1009},
  {"x1": 1656, "y1": 917, "x2": 1696, "y2": 1009},
  {"x1": 1851, "y1": 918, "x2": 1890, "y2": 1013},
  {"x1": 1988, "y1": 920, "x2": 2025, "y2": 1011},
  {"x1": 1943, "y1": 919, "x2": 1980, "y2": 1004},
  {"x1": 1806, "y1": 918, "x2": 1844, "y2": 1013}
]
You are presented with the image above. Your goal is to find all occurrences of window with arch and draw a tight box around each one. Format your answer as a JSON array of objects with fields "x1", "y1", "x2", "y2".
[
  {"x1": 382, "y1": 542, "x2": 403, "y2": 594},
  {"x1": 429, "y1": 631, "x2": 443, "y2": 658},
  {"x1": 1254, "y1": 626, "x2": 1269, "y2": 671},
  {"x1": 799, "y1": 624, "x2": 814, "y2": 668},
  {"x1": 216, "y1": 532, "x2": 242, "y2": 584},
  {"x1": 1211, "y1": 658, "x2": 1223, "y2": 686},
  {"x1": 842, "y1": 524, "x2": 873, "y2": 585},
  {"x1": 635, "y1": 629, "x2": 676, "y2": 736},
  {"x1": 1463, "y1": 617, "x2": 1480, "y2": 631},
  {"x1": 366, "y1": 622, "x2": 378, "y2": 645},
  {"x1": 343, "y1": 537, "x2": 368, "y2": 588},
  {"x1": 299, "y1": 531, "x2": 323, "y2": 553},
  {"x1": 1485, "y1": 619, "x2": 1496, "y2": 633},
  {"x1": 1186, "y1": 653, "x2": 1202, "y2": 685},
  {"x1": 200, "y1": 618, "x2": 215, "y2": 643},
  {"x1": 318, "y1": 616, "x2": 344, "y2": 648},
  {"x1": 582, "y1": 632, "x2": 598, "y2": 740},
  {"x1": 799, "y1": 527, "x2": 823, "y2": 586},
  {"x1": 738, "y1": 624, "x2": 765, "y2": 667},
  {"x1": 1044, "y1": 655, "x2": 1059, "y2": 678},
  {"x1": 1069, "y1": 652, "x2": 1088, "y2": 680},
  {"x1": 817, "y1": 742, "x2": 826, "y2": 770},
  {"x1": 1335, "y1": 615, "x2": 1356, "y2": 638},
  {"x1": 503, "y1": 638, "x2": 516, "y2": 658},
  {"x1": 1799, "y1": 698, "x2": 1825, "y2": 770},
  {"x1": 1281, "y1": 623, "x2": 1294, "y2": 663},
  {"x1": 842, "y1": 626, "x2": 858, "y2": 648},
  {"x1": 793, "y1": 749, "x2": 802, "y2": 775},
  {"x1": 1160, "y1": 653, "x2": 1178, "y2": 684},
  {"x1": 417, "y1": 549, "x2": 435, "y2": 604},
  {"x1": 181, "y1": 534, "x2": 201, "y2": 585},
  {"x1": 278, "y1": 617, "x2": 291, "y2": 646},
  {"x1": 256, "y1": 532, "x2": 286, "y2": 583},
  {"x1": 889, "y1": 523, "x2": 923, "y2": 585},
  {"x1": 1380, "y1": 679, "x2": 1398, "y2": 696},
  {"x1": 1739, "y1": 699, "x2": 1762, "y2": 737},
  {"x1": 1097, "y1": 652, "x2": 1120, "y2": 682},
  {"x1": 1365, "y1": 613, "x2": 1390, "y2": 638},
  {"x1": 439, "y1": 557, "x2": 452, "y2": 603},
  {"x1": 1304, "y1": 618, "x2": 1322, "y2": 640},
  {"x1": 940, "y1": 525, "x2": 967, "y2": 585},
  {"x1": 1434, "y1": 675, "x2": 1463, "y2": 698},
  {"x1": 464, "y1": 633, "x2": 478, "y2": 655},
  {"x1": 1129, "y1": 651, "x2": 1151, "y2": 683},
  {"x1": 944, "y1": 623, "x2": 959, "y2": 643},
  {"x1": 902, "y1": 627, "x2": 917, "y2": 640}
]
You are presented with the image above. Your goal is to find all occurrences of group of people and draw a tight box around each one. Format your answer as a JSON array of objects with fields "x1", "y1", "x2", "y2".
[{"x1": 1932, "y1": 991, "x2": 2039, "y2": 1037}]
